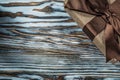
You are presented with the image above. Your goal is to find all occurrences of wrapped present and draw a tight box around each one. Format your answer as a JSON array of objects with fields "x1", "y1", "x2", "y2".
[{"x1": 64, "y1": 0, "x2": 120, "y2": 62}]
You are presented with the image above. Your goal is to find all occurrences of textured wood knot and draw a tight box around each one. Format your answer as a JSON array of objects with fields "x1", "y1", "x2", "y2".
[{"x1": 33, "y1": 6, "x2": 54, "y2": 13}]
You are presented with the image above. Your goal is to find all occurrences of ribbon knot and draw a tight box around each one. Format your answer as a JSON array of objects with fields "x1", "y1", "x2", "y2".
[
  {"x1": 103, "y1": 9, "x2": 118, "y2": 26},
  {"x1": 105, "y1": 10, "x2": 115, "y2": 17}
]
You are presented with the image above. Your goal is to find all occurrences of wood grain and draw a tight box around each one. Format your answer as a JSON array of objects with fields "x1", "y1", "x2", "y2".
[{"x1": 0, "y1": 0, "x2": 120, "y2": 80}]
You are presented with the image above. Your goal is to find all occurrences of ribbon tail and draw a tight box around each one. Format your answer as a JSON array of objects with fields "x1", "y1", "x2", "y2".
[{"x1": 105, "y1": 24, "x2": 120, "y2": 62}]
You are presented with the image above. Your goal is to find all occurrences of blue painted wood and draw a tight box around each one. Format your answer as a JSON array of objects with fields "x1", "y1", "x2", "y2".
[{"x1": 0, "y1": 0, "x2": 120, "y2": 79}]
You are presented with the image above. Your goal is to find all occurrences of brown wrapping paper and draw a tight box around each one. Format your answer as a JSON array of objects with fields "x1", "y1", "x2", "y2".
[{"x1": 64, "y1": 0, "x2": 120, "y2": 62}]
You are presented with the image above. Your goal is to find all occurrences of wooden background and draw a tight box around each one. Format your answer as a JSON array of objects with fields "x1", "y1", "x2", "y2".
[{"x1": 0, "y1": 0, "x2": 120, "y2": 80}]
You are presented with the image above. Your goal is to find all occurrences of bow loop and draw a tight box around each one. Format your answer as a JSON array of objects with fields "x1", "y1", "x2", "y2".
[{"x1": 109, "y1": 16, "x2": 120, "y2": 35}]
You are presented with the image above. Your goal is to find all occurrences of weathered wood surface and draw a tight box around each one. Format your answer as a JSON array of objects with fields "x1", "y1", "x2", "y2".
[{"x1": 0, "y1": 0, "x2": 120, "y2": 80}]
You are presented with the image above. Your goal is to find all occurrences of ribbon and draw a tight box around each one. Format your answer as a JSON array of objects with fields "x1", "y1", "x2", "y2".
[{"x1": 65, "y1": 0, "x2": 120, "y2": 62}]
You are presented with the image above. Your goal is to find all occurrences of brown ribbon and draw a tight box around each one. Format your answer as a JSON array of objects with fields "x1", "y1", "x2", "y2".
[{"x1": 65, "y1": 0, "x2": 120, "y2": 62}]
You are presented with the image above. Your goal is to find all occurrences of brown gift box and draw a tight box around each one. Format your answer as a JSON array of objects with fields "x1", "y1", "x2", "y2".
[{"x1": 64, "y1": 0, "x2": 120, "y2": 62}]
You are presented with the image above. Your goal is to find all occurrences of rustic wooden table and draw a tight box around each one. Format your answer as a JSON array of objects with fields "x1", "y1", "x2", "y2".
[{"x1": 0, "y1": 0, "x2": 120, "y2": 80}]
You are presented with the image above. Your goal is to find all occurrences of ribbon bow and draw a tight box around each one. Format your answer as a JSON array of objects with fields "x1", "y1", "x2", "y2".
[{"x1": 65, "y1": 0, "x2": 120, "y2": 62}]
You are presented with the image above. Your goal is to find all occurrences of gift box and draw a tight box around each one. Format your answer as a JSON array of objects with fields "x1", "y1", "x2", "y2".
[{"x1": 64, "y1": 0, "x2": 120, "y2": 62}]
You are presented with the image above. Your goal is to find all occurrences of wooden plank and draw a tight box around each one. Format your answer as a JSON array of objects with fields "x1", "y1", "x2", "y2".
[{"x1": 0, "y1": 0, "x2": 120, "y2": 79}]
